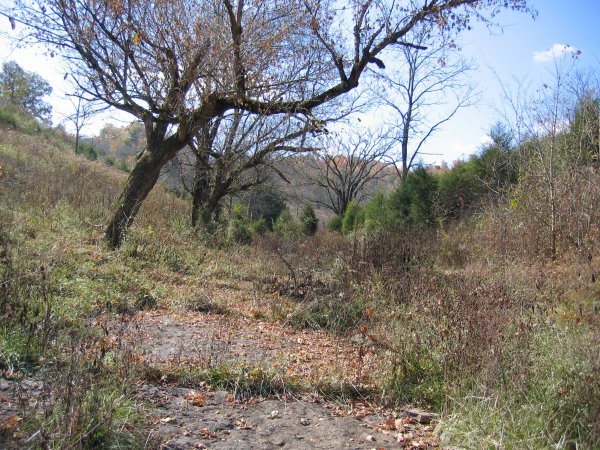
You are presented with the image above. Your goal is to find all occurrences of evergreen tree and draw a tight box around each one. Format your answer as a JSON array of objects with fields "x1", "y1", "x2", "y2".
[
  {"x1": 341, "y1": 201, "x2": 361, "y2": 235},
  {"x1": 299, "y1": 204, "x2": 318, "y2": 236},
  {"x1": 387, "y1": 167, "x2": 438, "y2": 226}
]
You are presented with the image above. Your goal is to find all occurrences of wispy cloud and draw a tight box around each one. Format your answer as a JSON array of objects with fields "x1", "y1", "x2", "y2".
[{"x1": 533, "y1": 44, "x2": 581, "y2": 63}]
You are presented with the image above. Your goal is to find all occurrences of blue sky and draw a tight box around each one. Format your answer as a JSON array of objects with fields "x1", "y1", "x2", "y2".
[
  {"x1": 418, "y1": 0, "x2": 600, "y2": 165},
  {"x1": 1, "y1": 0, "x2": 598, "y2": 165}
]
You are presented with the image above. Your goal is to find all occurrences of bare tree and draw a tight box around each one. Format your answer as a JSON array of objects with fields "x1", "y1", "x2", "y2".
[
  {"x1": 376, "y1": 28, "x2": 477, "y2": 179},
  {"x1": 175, "y1": 110, "x2": 317, "y2": 226},
  {"x1": 3, "y1": 0, "x2": 534, "y2": 247},
  {"x1": 302, "y1": 130, "x2": 393, "y2": 215},
  {"x1": 63, "y1": 87, "x2": 105, "y2": 155}
]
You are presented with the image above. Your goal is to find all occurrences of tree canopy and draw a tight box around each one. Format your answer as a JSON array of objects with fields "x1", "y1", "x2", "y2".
[{"x1": 0, "y1": 61, "x2": 52, "y2": 122}]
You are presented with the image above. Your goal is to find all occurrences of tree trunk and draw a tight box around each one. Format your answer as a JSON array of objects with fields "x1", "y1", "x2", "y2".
[
  {"x1": 193, "y1": 196, "x2": 224, "y2": 226},
  {"x1": 191, "y1": 175, "x2": 226, "y2": 226},
  {"x1": 191, "y1": 159, "x2": 210, "y2": 227},
  {"x1": 104, "y1": 101, "x2": 225, "y2": 247},
  {"x1": 191, "y1": 121, "x2": 214, "y2": 227},
  {"x1": 75, "y1": 127, "x2": 80, "y2": 155},
  {"x1": 105, "y1": 150, "x2": 166, "y2": 248},
  {"x1": 400, "y1": 103, "x2": 413, "y2": 180}
]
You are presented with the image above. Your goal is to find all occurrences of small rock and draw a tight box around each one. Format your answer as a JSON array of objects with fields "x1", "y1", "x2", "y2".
[
  {"x1": 269, "y1": 410, "x2": 280, "y2": 419},
  {"x1": 160, "y1": 439, "x2": 194, "y2": 450},
  {"x1": 21, "y1": 380, "x2": 42, "y2": 391},
  {"x1": 366, "y1": 435, "x2": 376, "y2": 442},
  {"x1": 300, "y1": 417, "x2": 310, "y2": 426},
  {"x1": 401, "y1": 408, "x2": 438, "y2": 424},
  {"x1": 207, "y1": 420, "x2": 234, "y2": 433},
  {"x1": 160, "y1": 416, "x2": 176, "y2": 424}
]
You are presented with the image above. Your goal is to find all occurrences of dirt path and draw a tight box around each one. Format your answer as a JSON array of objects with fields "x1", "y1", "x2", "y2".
[
  {"x1": 134, "y1": 311, "x2": 377, "y2": 381},
  {"x1": 138, "y1": 384, "x2": 431, "y2": 449},
  {"x1": 132, "y1": 311, "x2": 439, "y2": 449},
  {"x1": 1, "y1": 310, "x2": 438, "y2": 449}
]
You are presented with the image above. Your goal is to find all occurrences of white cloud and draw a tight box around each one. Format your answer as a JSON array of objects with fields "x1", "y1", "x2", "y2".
[
  {"x1": 533, "y1": 44, "x2": 581, "y2": 63},
  {"x1": 480, "y1": 134, "x2": 493, "y2": 146}
]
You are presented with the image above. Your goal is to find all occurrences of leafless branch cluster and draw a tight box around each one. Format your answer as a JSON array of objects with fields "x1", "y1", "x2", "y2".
[{"x1": 2, "y1": 0, "x2": 534, "y2": 246}]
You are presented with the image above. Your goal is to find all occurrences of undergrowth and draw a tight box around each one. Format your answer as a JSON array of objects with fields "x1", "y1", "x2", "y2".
[{"x1": 2, "y1": 111, "x2": 600, "y2": 450}]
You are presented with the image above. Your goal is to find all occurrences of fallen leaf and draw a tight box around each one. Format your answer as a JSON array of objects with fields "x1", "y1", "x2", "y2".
[
  {"x1": 198, "y1": 427, "x2": 216, "y2": 439},
  {"x1": 382, "y1": 418, "x2": 396, "y2": 430},
  {"x1": 0, "y1": 414, "x2": 22, "y2": 431},
  {"x1": 188, "y1": 394, "x2": 205, "y2": 406},
  {"x1": 235, "y1": 419, "x2": 253, "y2": 430}
]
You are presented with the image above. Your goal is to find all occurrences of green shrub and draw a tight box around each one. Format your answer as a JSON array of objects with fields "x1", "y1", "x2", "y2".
[
  {"x1": 273, "y1": 208, "x2": 299, "y2": 238},
  {"x1": 249, "y1": 217, "x2": 269, "y2": 236},
  {"x1": 358, "y1": 191, "x2": 387, "y2": 233},
  {"x1": 437, "y1": 159, "x2": 481, "y2": 219},
  {"x1": 23, "y1": 120, "x2": 42, "y2": 135},
  {"x1": 327, "y1": 214, "x2": 343, "y2": 232},
  {"x1": 223, "y1": 205, "x2": 252, "y2": 244},
  {"x1": 341, "y1": 201, "x2": 360, "y2": 235},
  {"x1": 387, "y1": 167, "x2": 437, "y2": 227},
  {"x1": 77, "y1": 141, "x2": 98, "y2": 161},
  {"x1": 104, "y1": 155, "x2": 116, "y2": 166},
  {"x1": 474, "y1": 123, "x2": 518, "y2": 198},
  {"x1": 0, "y1": 108, "x2": 17, "y2": 128},
  {"x1": 116, "y1": 159, "x2": 130, "y2": 172},
  {"x1": 226, "y1": 219, "x2": 252, "y2": 245},
  {"x1": 299, "y1": 204, "x2": 318, "y2": 236}
]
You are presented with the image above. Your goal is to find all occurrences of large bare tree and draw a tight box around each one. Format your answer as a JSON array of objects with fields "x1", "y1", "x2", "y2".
[
  {"x1": 376, "y1": 28, "x2": 477, "y2": 179},
  {"x1": 302, "y1": 130, "x2": 393, "y2": 215},
  {"x1": 3, "y1": 0, "x2": 533, "y2": 247},
  {"x1": 176, "y1": 110, "x2": 317, "y2": 226}
]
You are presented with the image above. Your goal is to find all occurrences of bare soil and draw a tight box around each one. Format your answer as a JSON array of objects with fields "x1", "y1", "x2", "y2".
[
  {"x1": 133, "y1": 311, "x2": 439, "y2": 449},
  {"x1": 1, "y1": 309, "x2": 439, "y2": 449}
]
